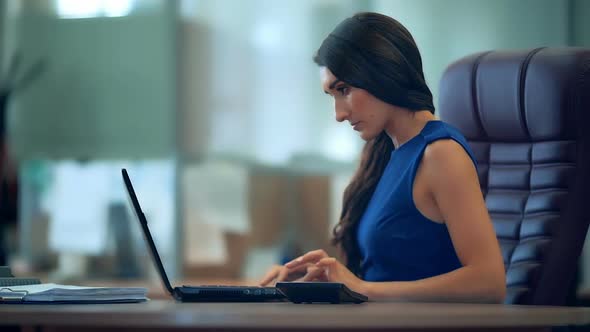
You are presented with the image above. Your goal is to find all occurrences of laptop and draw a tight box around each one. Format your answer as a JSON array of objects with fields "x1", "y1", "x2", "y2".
[
  {"x1": 0, "y1": 266, "x2": 41, "y2": 287},
  {"x1": 122, "y1": 168, "x2": 286, "y2": 302}
]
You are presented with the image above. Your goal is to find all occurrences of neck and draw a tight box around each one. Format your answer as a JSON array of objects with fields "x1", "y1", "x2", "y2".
[{"x1": 385, "y1": 110, "x2": 436, "y2": 149}]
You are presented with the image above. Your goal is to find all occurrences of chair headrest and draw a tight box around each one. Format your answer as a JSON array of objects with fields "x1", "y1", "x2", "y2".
[{"x1": 439, "y1": 47, "x2": 590, "y2": 142}]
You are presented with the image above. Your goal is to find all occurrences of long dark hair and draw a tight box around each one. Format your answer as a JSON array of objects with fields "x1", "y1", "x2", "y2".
[{"x1": 313, "y1": 12, "x2": 435, "y2": 276}]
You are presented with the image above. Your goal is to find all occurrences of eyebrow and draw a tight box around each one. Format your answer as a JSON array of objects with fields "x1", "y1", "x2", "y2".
[{"x1": 324, "y1": 79, "x2": 343, "y2": 94}]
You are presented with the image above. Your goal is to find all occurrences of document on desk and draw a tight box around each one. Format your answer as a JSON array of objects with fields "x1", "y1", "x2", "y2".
[{"x1": 0, "y1": 283, "x2": 148, "y2": 304}]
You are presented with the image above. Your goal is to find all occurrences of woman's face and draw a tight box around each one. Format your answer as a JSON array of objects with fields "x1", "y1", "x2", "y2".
[{"x1": 320, "y1": 67, "x2": 393, "y2": 141}]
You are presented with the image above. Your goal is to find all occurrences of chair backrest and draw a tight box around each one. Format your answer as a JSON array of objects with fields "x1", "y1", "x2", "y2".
[{"x1": 438, "y1": 47, "x2": 590, "y2": 305}]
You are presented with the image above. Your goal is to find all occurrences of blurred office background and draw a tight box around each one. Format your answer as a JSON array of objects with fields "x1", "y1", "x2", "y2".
[{"x1": 0, "y1": 0, "x2": 589, "y2": 293}]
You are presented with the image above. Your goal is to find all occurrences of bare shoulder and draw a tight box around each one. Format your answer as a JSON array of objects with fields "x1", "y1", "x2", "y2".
[
  {"x1": 422, "y1": 139, "x2": 474, "y2": 172},
  {"x1": 419, "y1": 139, "x2": 479, "y2": 191},
  {"x1": 421, "y1": 139, "x2": 484, "y2": 215}
]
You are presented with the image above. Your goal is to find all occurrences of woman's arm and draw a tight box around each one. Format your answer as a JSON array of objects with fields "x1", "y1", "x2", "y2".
[
  {"x1": 286, "y1": 139, "x2": 506, "y2": 303},
  {"x1": 394, "y1": 139, "x2": 505, "y2": 302}
]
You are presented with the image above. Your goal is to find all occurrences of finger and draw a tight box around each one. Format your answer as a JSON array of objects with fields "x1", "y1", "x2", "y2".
[
  {"x1": 259, "y1": 267, "x2": 279, "y2": 286},
  {"x1": 281, "y1": 263, "x2": 316, "y2": 282},
  {"x1": 295, "y1": 276, "x2": 324, "y2": 282},
  {"x1": 285, "y1": 249, "x2": 329, "y2": 268},
  {"x1": 259, "y1": 266, "x2": 280, "y2": 286},
  {"x1": 315, "y1": 257, "x2": 337, "y2": 268},
  {"x1": 279, "y1": 262, "x2": 313, "y2": 281},
  {"x1": 269, "y1": 263, "x2": 313, "y2": 284},
  {"x1": 296, "y1": 274, "x2": 327, "y2": 282},
  {"x1": 276, "y1": 266, "x2": 292, "y2": 282},
  {"x1": 307, "y1": 264, "x2": 329, "y2": 282},
  {"x1": 290, "y1": 262, "x2": 314, "y2": 273},
  {"x1": 284, "y1": 256, "x2": 306, "y2": 269},
  {"x1": 314, "y1": 258, "x2": 337, "y2": 281},
  {"x1": 301, "y1": 266, "x2": 327, "y2": 282}
]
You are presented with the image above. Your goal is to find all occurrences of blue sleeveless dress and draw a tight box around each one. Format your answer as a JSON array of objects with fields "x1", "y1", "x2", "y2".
[{"x1": 356, "y1": 120, "x2": 477, "y2": 282}]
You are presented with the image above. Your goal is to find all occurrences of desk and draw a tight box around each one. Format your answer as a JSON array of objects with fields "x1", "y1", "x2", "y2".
[{"x1": 1, "y1": 300, "x2": 590, "y2": 332}]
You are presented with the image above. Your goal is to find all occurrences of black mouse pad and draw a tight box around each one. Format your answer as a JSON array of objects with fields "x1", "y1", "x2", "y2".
[{"x1": 275, "y1": 282, "x2": 368, "y2": 304}]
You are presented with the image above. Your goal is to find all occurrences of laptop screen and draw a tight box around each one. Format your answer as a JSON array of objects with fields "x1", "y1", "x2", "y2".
[{"x1": 121, "y1": 168, "x2": 175, "y2": 295}]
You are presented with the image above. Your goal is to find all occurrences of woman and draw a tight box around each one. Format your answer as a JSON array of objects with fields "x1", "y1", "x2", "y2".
[{"x1": 260, "y1": 12, "x2": 506, "y2": 303}]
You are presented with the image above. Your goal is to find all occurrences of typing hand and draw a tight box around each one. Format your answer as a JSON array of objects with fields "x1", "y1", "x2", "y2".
[
  {"x1": 258, "y1": 262, "x2": 328, "y2": 287},
  {"x1": 284, "y1": 249, "x2": 367, "y2": 295}
]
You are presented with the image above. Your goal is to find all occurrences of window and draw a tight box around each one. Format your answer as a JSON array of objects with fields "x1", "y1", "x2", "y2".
[{"x1": 55, "y1": 0, "x2": 135, "y2": 19}]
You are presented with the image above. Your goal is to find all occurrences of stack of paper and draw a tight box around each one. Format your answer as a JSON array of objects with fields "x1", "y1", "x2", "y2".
[{"x1": 0, "y1": 283, "x2": 148, "y2": 304}]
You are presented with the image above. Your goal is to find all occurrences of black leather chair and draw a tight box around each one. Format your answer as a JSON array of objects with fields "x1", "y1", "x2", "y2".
[{"x1": 438, "y1": 47, "x2": 590, "y2": 305}]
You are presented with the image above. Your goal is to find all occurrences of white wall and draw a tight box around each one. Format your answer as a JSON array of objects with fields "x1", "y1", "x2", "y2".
[
  {"x1": 2, "y1": 1, "x2": 176, "y2": 160},
  {"x1": 178, "y1": 0, "x2": 371, "y2": 165},
  {"x1": 373, "y1": 0, "x2": 570, "y2": 110}
]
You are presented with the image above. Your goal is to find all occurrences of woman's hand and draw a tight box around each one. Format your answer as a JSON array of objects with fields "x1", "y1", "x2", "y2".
[
  {"x1": 283, "y1": 249, "x2": 368, "y2": 295},
  {"x1": 258, "y1": 262, "x2": 328, "y2": 286}
]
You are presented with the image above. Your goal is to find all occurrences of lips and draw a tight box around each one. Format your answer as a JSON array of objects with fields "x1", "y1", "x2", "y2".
[{"x1": 351, "y1": 121, "x2": 361, "y2": 131}]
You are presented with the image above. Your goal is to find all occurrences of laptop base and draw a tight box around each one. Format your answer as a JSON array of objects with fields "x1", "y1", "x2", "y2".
[{"x1": 174, "y1": 286, "x2": 286, "y2": 302}]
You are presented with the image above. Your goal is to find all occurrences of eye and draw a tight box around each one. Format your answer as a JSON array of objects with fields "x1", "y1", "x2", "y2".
[{"x1": 336, "y1": 86, "x2": 350, "y2": 96}]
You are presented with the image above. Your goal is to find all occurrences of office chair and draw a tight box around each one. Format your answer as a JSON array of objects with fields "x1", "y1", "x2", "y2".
[{"x1": 438, "y1": 47, "x2": 590, "y2": 305}]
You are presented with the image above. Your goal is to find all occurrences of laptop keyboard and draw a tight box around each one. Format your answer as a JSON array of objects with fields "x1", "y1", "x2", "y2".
[{"x1": 0, "y1": 278, "x2": 42, "y2": 287}]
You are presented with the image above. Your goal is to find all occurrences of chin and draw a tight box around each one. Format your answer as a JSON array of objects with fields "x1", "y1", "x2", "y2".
[{"x1": 359, "y1": 130, "x2": 379, "y2": 141}]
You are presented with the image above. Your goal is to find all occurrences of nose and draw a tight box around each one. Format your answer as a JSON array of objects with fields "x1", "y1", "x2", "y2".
[{"x1": 334, "y1": 99, "x2": 349, "y2": 123}]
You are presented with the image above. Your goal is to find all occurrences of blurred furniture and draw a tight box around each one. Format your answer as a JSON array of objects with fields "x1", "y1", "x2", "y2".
[
  {"x1": 182, "y1": 161, "x2": 337, "y2": 279},
  {"x1": 439, "y1": 47, "x2": 590, "y2": 305},
  {"x1": 3, "y1": 300, "x2": 590, "y2": 331},
  {"x1": 0, "y1": 53, "x2": 45, "y2": 265}
]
